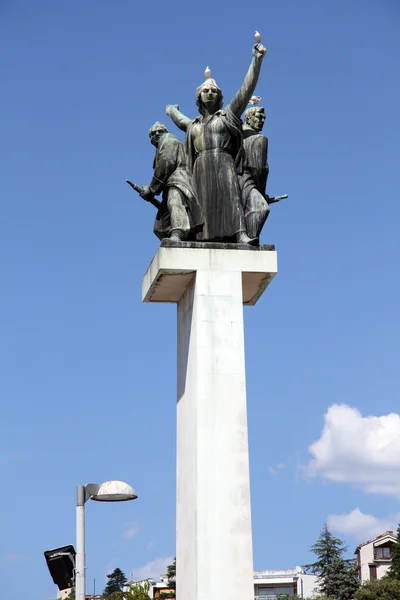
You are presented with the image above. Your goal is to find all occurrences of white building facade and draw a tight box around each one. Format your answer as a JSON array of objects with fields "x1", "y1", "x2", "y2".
[
  {"x1": 355, "y1": 530, "x2": 396, "y2": 583},
  {"x1": 254, "y1": 568, "x2": 318, "y2": 598},
  {"x1": 150, "y1": 567, "x2": 318, "y2": 599}
]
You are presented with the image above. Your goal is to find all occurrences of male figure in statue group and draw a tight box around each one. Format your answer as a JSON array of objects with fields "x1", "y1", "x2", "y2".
[
  {"x1": 140, "y1": 122, "x2": 203, "y2": 242},
  {"x1": 239, "y1": 106, "x2": 270, "y2": 240}
]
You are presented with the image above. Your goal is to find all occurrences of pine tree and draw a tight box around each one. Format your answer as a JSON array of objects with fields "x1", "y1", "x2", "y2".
[
  {"x1": 104, "y1": 568, "x2": 128, "y2": 596},
  {"x1": 307, "y1": 523, "x2": 348, "y2": 578},
  {"x1": 166, "y1": 557, "x2": 176, "y2": 590},
  {"x1": 387, "y1": 523, "x2": 400, "y2": 580},
  {"x1": 307, "y1": 523, "x2": 359, "y2": 600},
  {"x1": 323, "y1": 556, "x2": 360, "y2": 600},
  {"x1": 159, "y1": 557, "x2": 176, "y2": 600}
]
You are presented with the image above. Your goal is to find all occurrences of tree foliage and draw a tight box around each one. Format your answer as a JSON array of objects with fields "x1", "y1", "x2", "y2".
[
  {"x1": 307, "y1": 523, "x2": 348, "y2": 577},
  {"x1": 166, "y1": 557, "x2": 176, "y2": 590},
  {"x1": 104, "y1": 568, "x2": 128, "y2": 596},
  {"x1": 387, "y1": 523, "x2": 400, "y2": 580},
  {"x1": 277, "y1": 596, "x2": 326, "y2": 600},
  {"x1": 159, "y1": 557, "x2": 176, "y2": 600},
  {"x1": 107, "y1": 579, "x2": 152, "y2": 600},
  {"x1": 323, "y1": 557, "x2": 359, "y2": 600},
  {"x1": 353, "y1": 577, "x2": 400, "y2": 600},
  {"x1": 307, "y1": 523, "x2": 359, "y2": 600},
  {"x1": 278, "y1": 597, "x2": 335, "y2": 600}
]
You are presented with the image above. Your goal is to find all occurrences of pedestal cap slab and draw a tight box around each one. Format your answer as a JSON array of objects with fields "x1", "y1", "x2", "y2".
[{"x1": 142, "y1": 241, "x2": 277, "y2": 306}]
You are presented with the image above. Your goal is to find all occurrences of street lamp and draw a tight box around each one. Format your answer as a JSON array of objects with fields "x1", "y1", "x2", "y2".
[{"x1": 76, "y1": 480, "x2": 138, "y2": 600}]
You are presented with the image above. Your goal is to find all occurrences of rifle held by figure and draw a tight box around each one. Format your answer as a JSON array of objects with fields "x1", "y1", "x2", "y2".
[
  {"x1": 268, "y1": 194, "x2": 288, "y2": 204},
  {"x1": 126, "y1": 179, "x2": 161, "y2": 209}
]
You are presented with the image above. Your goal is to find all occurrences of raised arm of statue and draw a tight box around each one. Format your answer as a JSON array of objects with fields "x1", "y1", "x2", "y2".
[
  {"x1": 229, "y1": 44, "x2": 267, "y2": 118},
  {"x1": 166, "y1": 104, "x2": 192, "y2": 132}
]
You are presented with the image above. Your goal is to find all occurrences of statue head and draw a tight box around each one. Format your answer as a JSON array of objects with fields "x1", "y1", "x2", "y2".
[
  {"x1": 196, "y1": 78, "x2": 223, "y2": 115},
  {"x1": 244, "y1": 106, "x2": 266, "y2": 132},
  {"x1": 149, "y1": 122, "x2": 168, "y2": 147}
]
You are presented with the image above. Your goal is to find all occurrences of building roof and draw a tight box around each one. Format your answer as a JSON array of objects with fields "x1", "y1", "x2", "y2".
[
  {"x1": 253, "y1": 567, "x2": 306, "y2": 580},
  {"x1": 254, "y1": 569, "x2": 298, "y2": 578},
  {"x1": 355, "y1": 531, "x2": 396, "y2": 553}
]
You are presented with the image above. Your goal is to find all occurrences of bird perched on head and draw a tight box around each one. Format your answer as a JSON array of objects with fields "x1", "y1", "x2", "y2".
[
  {"x1": 248, "y1": 95, "x2": 262, "y2": 105},
  {"x1": 254, "y1": 30, "x2": 262, "y2": 43},
  {"x1": 204, "y1": 66, "x2": 212, "y2": 79}
]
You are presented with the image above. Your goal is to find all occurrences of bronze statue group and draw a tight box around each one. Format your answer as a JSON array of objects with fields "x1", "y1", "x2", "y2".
[{"x1": 128, "y1": 41, "x2": 285, "y2": 246}]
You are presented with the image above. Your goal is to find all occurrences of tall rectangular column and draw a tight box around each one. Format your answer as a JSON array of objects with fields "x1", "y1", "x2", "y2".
[
  {"x1": 177, "y1": 267, "x2": 252, "y2": 600},
  {"x1": 142, "y1": 242, "x2": 277, "y2": 600}
]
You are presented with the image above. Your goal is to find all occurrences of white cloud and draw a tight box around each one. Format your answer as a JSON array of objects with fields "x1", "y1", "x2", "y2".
[
  {"x1": 268, "y1": 463, "x2": 285, "y2": 475},
  {"x1": 132, "y1": 556, "x2": 174, "y2": 581},
  {"x1": 2, "y1": 553, "x2": 24, "y2": 563},
  {"x1": 306, "y1": 404, "x2": 400, "y2": 497},
  {"x1": 327, "y1": 508, "x2": 400, "y2": 542},
  {"x1": 123, "y1": 522, "x2": 139, "y2": 539}
]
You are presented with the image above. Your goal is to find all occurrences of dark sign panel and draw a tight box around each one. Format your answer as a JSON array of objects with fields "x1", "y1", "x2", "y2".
[{"x1": 44, "y1": 545, "x2": 76, "y2": 590}]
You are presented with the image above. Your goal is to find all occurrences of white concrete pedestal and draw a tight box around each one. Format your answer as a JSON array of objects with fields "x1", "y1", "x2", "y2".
[{"x1": 143, "y1": 243, "x2": 277, "y2": 600}]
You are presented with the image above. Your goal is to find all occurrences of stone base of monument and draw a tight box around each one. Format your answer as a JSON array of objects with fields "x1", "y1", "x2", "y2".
[{"x1": 142, "y1": 241, "x2": 277, "y2": 600}]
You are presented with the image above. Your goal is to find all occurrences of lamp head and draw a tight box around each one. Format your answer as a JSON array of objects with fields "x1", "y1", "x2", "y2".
[{"x1": 86, "y1": 480, "x2": 138, "y2": 502}]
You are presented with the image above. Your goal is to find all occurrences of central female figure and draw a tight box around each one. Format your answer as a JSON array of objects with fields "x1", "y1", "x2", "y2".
[{"x1": 166, "y1": 43, "x2": 267, "y2": 244}]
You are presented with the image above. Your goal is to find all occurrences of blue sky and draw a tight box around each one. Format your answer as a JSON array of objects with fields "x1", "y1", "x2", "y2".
[{"x1": 1, "y1": 0, "x2": 400, "y2": 598}]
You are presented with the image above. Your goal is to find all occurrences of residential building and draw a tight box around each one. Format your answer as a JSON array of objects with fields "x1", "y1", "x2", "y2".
[
  {"x1": 254, "y1": 567, "x2": 318, "y2": 598},
  {"x1": 355, "y1": 530, "x2": 396, "y2": 583},
  {"x1": 152, "y1": 574, "x2": 173, "y2": 598},
  {"x1": 54, "y1": 566, "x2": 318, "y2": 600},
  {"x1": 124, "y1": 578, "x2": 160, "y2": 598},
  {"x1": 151, "y1": 568, "x2": 318, "y2": 599}
]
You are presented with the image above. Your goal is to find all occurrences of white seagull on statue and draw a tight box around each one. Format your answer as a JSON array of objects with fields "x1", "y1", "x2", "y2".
[
  {"x1": 254, "y1": 30, "x2": 262, "y2": 43},
  {"x1": 204, "y1": 66, "x2": 212, "y2": 79}
]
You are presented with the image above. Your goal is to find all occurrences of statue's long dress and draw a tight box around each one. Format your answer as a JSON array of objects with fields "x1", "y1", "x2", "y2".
[{"x1": 186, "y1": 107, "x2": 246, "y2": 241}]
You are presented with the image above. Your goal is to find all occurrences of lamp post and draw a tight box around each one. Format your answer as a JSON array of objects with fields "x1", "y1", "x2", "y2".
[{"x1": 76, "y1": 480, "x2": 138, "y2": 600}]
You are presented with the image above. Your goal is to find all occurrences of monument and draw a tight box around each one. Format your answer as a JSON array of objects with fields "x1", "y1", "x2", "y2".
[{"x1": 128, "y1": 32, "x2": 286, "y2": 600}]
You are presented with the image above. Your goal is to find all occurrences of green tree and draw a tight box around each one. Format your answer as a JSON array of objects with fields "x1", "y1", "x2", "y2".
[
  {"x1": 307, "y1": 523, "x2": 347, "y2": 577},
  {"x1": 259, "y1": 596, "x2": 329, "y2": 600},
  {"x1": 354, "y1": 577, "x2": 400, "y2": 599},
  {"x1": 104, "y1": 568, "x2": 128, "y2": 596},
  {"x1": 108, "y1": 579, "x2": 152, "y2": 600},
  {"x1": 159, "y1": 557, "x2": 176, "y2": 600},
  {"x1": 277, "y1": 596, "x2": 326, "y2": 600},
  {"x1": 166, "y1": 557, "x2": 176, "y2": 590},
  {"x1": 323, "y1": 557, "x2": 359, "y2": 600},
  {"x1": 307, "y1": 523, "x2": 359, "y2": 600},
  {"x1": 107, "y1": 593, "x2": 125, "y2": 600},
  {"x1": 387, "y1": 523, "x2": 400, "y2": 580}
]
